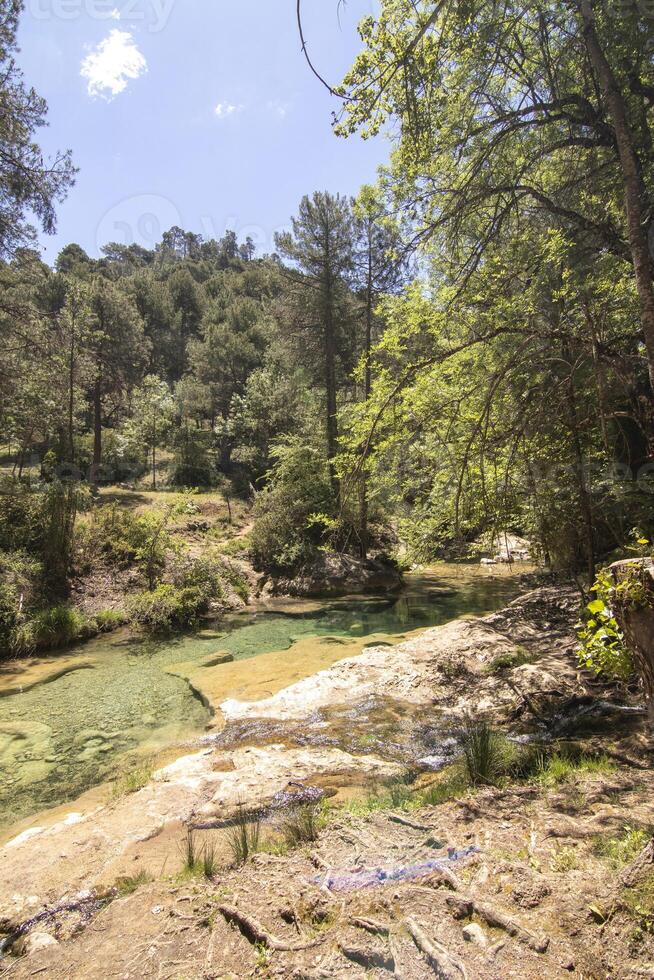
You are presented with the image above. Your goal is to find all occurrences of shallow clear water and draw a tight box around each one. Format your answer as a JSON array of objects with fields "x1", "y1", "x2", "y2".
[{"x1": 0, "y1": 565, "x2": 526, "y2": 829}]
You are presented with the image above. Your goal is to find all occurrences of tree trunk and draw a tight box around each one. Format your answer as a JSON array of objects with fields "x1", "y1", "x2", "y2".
[
  {"x1": 359, "y1": 240, "x2": 374, "y2": 559},
  {"x1": 610, "y1": 558, "x2": 654, "y2": 728},
  {"x1": 580, "y1": 0, "x2": 654, "y2": 413},
  {"x1": 323, "y1": 267, "x2": 340, "y2": 502},
  {"x1": 92, "y1": 374, "x2": 102, "y2": 484},
  {"x1": 565, "y1": 358, "x2": 596, "y2": 583}
]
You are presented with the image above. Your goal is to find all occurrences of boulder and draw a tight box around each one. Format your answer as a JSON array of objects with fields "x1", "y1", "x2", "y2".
[{"x1": 271, "y1": 553, "x2": 403, "y2": 597}]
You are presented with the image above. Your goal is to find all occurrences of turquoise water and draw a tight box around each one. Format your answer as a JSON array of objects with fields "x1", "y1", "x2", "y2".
[{"x1": 0, "y1": 565, "x2": 526, "y2": 829}]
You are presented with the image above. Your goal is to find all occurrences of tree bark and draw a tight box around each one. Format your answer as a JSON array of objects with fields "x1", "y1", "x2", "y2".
[
  {"x1": 359, "y1": 232, "x2": 374, "y2": 559},
  {"x1": 580, "y1": 0, "x2": 654, "y2": 411}
]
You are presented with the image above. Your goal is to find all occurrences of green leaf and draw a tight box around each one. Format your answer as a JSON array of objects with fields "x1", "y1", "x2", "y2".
[{"x1": 587, "y1": 599, "x2": 605, "y2": 614}]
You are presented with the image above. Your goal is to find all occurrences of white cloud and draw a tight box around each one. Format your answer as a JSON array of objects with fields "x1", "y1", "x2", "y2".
[
  {"x1": 214, "y1": 101, "x2": 243, "y2": 119},
  {"x1": 81, "y1": 29, "x2": 147, "y2": 101},
  {"x1": 109, "y1": 8, "x2": 121, "y2": 19},
  {"x1": 267, "y1": 99, "x2": 289, "y2": 120}
]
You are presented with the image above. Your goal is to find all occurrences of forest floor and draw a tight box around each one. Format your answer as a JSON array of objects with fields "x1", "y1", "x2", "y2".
[{"x1": 1, "y1": 584, "x2": 653, "y2": 978}]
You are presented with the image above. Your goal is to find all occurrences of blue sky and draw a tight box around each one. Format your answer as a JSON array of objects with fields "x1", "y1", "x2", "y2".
[{"x1": 17, "y1": 0, "x2": 386, "y2": 262}]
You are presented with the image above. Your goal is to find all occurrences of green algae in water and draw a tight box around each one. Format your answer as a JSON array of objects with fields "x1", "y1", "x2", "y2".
[{"x1": 0, "y1": 566, "x2": 524, "y2": 829}]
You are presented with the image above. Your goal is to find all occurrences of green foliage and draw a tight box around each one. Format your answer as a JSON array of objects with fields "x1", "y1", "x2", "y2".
[
  {"x1": 112, "y1": 760, "x2": 153, "y2": 797},
  {"x1": 16, "y1": 604, "x2": 91, "y2": 652},
  {"x1": 486, "y1": 647, "x2": 536, "y2": 673},
  {"x1": 593, "y1": 827, "x2": 651, "y2": 868},
  {"x1": 577, "y1": 569, "x2": 637, "y2": 679},
  {"x1": 128, "y1": 584, "x2": 208, "y2": 634},
  {"x1": 93, "y1": 608, "x2": 126, "y2": 632},
  {"x1": 115, "y1": 870, "x2": 153, "y2": 896},
  {"x1": 535, "y1": 752, "x2": 616, "y2": 787},
  {"x1": 250, "y1": 437, "x2": 335, "y2": 575}
]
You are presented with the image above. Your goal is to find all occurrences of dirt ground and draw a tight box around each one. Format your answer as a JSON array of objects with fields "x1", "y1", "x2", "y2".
[{"x1": 2, "y1": 765, "x2": 654, "y2": 979}]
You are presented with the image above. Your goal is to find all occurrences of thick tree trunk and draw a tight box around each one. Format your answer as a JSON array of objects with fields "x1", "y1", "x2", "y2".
[
  {"x1": 610, "y1": 558, "x2": 654, "y2": 727},
  {"x1": 580, "y1": 0, "x2": 654, "y2": 408}
]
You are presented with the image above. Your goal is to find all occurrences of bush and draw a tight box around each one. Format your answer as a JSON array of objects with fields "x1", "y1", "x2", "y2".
[
  {"x1": 168, "y1": 553, "x2": 226, "y2": 601},
  {"x1": 93, "y1": 608, "x2": 127, "y2": 632},
  {"x1": 128, "y1": 584, "x2": 208, "y2": 633}
]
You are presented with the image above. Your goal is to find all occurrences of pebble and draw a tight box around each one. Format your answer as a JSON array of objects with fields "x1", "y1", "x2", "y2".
[{"x1": 14, "y1": 932, "x2": 58, "y2": 956}]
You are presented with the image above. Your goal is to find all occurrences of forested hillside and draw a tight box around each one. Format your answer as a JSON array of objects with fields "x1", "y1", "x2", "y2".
[{"x1": 1, "y1": 0, "x2": 654, "y2": 676}]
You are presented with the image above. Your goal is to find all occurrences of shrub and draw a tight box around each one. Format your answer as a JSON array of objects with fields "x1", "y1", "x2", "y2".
[
  {"x1": 227, "y1": 805, "x2": 261, "y2": 865},
  {"x1": 128, "y1": 584, "x2": 208, "y2": 633},
  {"x1": 169, "y1": 553, "x2": 226, "y2": 602}
]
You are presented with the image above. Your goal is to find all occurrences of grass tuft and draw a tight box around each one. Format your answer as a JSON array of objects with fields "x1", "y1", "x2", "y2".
[
  {"x1": 112, "y1": 760, "x2": 153, "y2": 798},
  {"x1": 281, "y1": 804, "x2": 326, "y2": 847},
  {"x1": 593, "y1": 826, "x2": 651, "y2": 868},
  {"x1": 115, "y1": 869, "x2": 153, "y2": 896},
  {"x1": 227, "y1": 804, "x2": 261, "y2": 866}
]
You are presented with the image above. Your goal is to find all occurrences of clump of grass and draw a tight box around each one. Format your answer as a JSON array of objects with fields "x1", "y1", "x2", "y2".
[
  {"x1": 115, "y1": 869, "x2": 153, "y2": 896},
  {"x1": 201, "y1": 837, "x2": 218, "y2": 878},
  {"x1": 112, "y1": 760, "x2": 153, "y2": 798},
  {"x1": 418, "y1": 770, "x2": 467, "y2": 806},
  {"x1": 486, "y1": 646, "x2": 536, "y2": 673},
  {"x1": 179, "y1": 827, "x2": 200, "y2": 874},
  {"x1": 227, "y1": 805, "x2": 261, "y2": 866},
  {"x1": 461, "y1": 721, "x2": 517, "y2": 787},
  {"x1": 94, "y1": 608, "x2": 126, "y2": 632},
  {"x1": 551, "y1": 845, "x2": 579, "y2": 872},
  {"x1": 593, "y1": 826, "x2": 651, "y2": 868},
  {"x1": 535, "y1": 751, "x2": 616, "y2": 787},
  {"x1": 281, "y1": 804, "x2": 326, "y2": 847}
]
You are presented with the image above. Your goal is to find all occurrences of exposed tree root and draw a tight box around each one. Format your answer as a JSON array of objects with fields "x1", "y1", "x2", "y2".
[
  {"x1": 217, "y1": 904, "x2": 325, "y2": 951},
  {"x1": 404, "y1": 916, "x2": 468, "y2": 979},
  {"x1": 388, "y1": 813, "x2": 432, "y2": 832},
  {"x1": 350, "y1": 915, "x2": 390, "y2": 936},
  {"x1": 340, "y1": 943, "x2": 395, "y2": 972},
  {"x1": 445, "y1": 895, "x2": 549, "y2": 953}
]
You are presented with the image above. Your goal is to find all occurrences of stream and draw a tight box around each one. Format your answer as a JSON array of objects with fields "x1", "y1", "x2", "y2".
[{"x1": 0, "y1": 565, "x2": 529, "y2": 830}]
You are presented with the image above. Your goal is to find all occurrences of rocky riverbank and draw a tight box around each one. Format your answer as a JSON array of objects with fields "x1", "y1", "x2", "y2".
[{"x1": 1, "y1": 583, "x2": 653, "y2": 978}]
